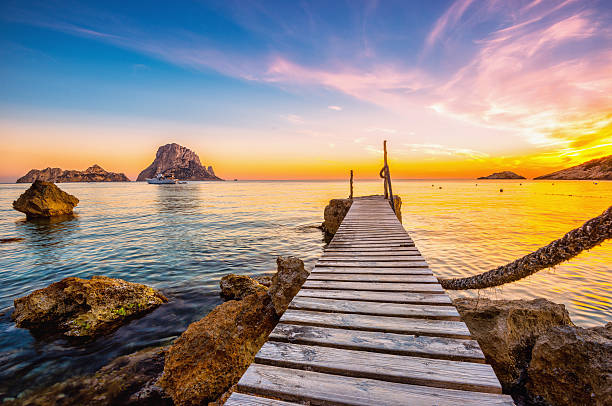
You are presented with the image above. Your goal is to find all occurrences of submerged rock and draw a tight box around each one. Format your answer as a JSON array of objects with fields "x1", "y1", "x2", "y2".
[
  {"x1": 6, "y1": 347, "x2": 171, "y2": 406},
  {"x1": 321, "y1": 198, "x2": 352, "y2": 238},
  {"x1": 268, "y1": 256, "x2": 309, "y2": 316},
  {"x1": 220, "y1": 274, "x2": 267, "y2": 301},
  {"x1": 12, "y1": 181, "x2": 79, "y2": 218},
  {"x1": 12, "y1": 276, "x2": 168, "y2": 338},
  {"x1": 453, "y1": 298, "x2": 573, "y2": 394},
  {"x1": 159, "y1": 290, "x2": 278, "y2": 406},
  {"x1": 527, "y1": 323, "x2": 611, "y2": 406}
]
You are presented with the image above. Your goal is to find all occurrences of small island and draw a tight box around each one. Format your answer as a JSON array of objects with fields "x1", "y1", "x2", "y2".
[
  {"x1": 478, "y1": 171, "x2": 526, "y2": 179},
  {"x1": 535, "y1": 155, "x2": 612, "y2": 180},
  {"x1": 16, "y1": 164, "x2": 130, "y2": 183},
  {"x1": 137, "y1": 143, "x2": 223, "y2": 181}
]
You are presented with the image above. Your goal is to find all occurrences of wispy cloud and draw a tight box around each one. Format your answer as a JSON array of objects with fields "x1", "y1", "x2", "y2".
[
  {"x1": 403, "y1": 143, "x2": 488, "y2": 160},
  {"x1": 282, "y1": 114, "x2": 304, "y2": 124},
  {"x1": 328, "y1": 105, "x2": 342, "y2": 111}
]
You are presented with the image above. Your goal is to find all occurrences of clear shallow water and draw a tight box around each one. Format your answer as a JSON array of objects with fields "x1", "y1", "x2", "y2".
[{"x1": 0, "y1": 180, "x2": 610, "y2": 398}]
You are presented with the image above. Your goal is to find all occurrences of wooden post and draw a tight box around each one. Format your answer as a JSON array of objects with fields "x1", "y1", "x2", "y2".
[
  {"x1": 383, "y1": 141, "x2": 389, "y2": 199},
  {"x1": 349, "y1": 169, "x2": 354, "y2": 199},
  {"x1": 385, "y1": 140, "x2": 395, "y2": 214}
]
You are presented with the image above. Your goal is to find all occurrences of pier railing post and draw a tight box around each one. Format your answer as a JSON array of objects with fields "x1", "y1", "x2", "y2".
[
  {"x1": 349, "y1": 169, "x2": 354, "y2": 199},
  {"x1": 379, "y1": 140, "x2": 395, "y2": 214}
]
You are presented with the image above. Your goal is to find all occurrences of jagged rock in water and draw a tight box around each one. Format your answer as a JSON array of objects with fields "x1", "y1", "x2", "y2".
[
  {"x1": 12, "y1": 276, "x2": 168, "y2": 338},
  {"x1": 478, "y1": 171, "x2": 526, "y2": 179},
  {"x1": 268, "y1": 256, "x2": 309, "y2": 316},
  {"x1": 535, "y1": 155, "x2": 612, "y2": 180},
  {"x1": 12, "y1": 181, "x2": 79, "y2": 218},
  {"x1": 159, "y1": 290, "x2": 278, "y2": 406},
  {"x1": 5, "y1": 347, "x2": 172, "y2": 406},
  {"x1": 527, "y1": 323, "x2": 611, "y2": 406},
  {"x1": 251, "y1": 274, "x2": 273, "y2": 287},
  {"x1": 453, "y1": 298, "x2": 573, "y2": 395},
  {"x1": 219, "y1": 274, "x2": 267, "y2": 301},
  {"x1": 16, "y1": 165, "x2": 130, "y2": 183},
  {"x1": 321, "y1": 198, "x2": 353, "y2": 238},
  {"x1": 136, "y1": 143, "x2": 222, "y2": 181}
]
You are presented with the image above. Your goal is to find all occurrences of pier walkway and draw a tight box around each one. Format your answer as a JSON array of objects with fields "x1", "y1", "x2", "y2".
[{"x1": 226, "y1": 196, "x2": 514, "y2": 405}]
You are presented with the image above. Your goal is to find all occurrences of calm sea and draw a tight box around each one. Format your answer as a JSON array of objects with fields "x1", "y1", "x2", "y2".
[{"x1": 0, "y1": 180, "x2": 610, "y2": 398}]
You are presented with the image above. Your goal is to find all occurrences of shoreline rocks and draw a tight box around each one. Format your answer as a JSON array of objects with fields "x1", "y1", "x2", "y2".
[
  {"x1": 454, "y1": 298, "x2": 611, "y2": 406},
  {"x1": 321, "y1": 198, "x2": 352, "y2": 240},
  {"x1": 136, "y1": 143, "x2": 222, "y2": 181},
  {"x1": 5, "y1": 346, "x2": 171, "y2": 406},
  {"x1": 17, "y1": 165, "x2": 130, "y2": 183},
  {"x1": 12, "y1": 276, "x2": 168, "y2": 338},
  {"x1": 13, "y1": 181, "x2": 79, "y2": 219},
  {"x1": 160, "y1": 256, "x2": 308, "y2": 405}
]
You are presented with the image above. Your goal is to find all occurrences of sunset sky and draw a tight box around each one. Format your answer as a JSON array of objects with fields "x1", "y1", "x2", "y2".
[{"x1": 1, "y1": 0, "x2": 611, "y2": 181}]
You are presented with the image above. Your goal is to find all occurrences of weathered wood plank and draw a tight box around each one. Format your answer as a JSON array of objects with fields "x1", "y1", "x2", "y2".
[
  {"x1": 324, "y1": 247, "x2": 419, "y2": 252},
  {"x1": 307, "y1": 273, "x2": 438, "y2": 283},
  {"x1": 224, "y1": 392, "x2": 301, "y2": 405},
  {"x1": 255, "y1": 342, "x2": 502, "y2": 393},
  {"x1": 238, "y1": 364, "x2": 514, "y2": 405},
  {"x1": 296, "y1": 288, "x2": 451, "y2": 304},
  {"x1": 321, "y1": 256, "x2": 426, "y2": 262},
  {"x1": 303, "y1": 280, "x2": 443, "y2": 292},
  {"x1": 289, "y1": 297, "x2": 459, "y2": 319},
  {"x1": 269, "y1": 323, "x2": 484, "y2": 362},
  {"x1": 312, "y1": 266, "x2": 433, "y2": 274},
  {"x1": 280, "y1": 309, "x2": 471, "y2": 338},
  {"x1": 315, "y1": 261, "x2": 429, "y2": 268}
]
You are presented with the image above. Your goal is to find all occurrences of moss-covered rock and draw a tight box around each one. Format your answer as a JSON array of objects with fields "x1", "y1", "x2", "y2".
[{"x1": 12, "y1": 276, "x2": 168, "y2": 338}]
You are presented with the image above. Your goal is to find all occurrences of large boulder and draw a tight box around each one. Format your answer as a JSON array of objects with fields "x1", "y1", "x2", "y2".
[
  {"x1": 220, "y1": 274, "x2": 267, "y2": 301},
  {"x1": 391, "y1": 195, "x2": 402, "y2": 223},
  {"x1": 12, "y1": 276, "x2": 168, "y2": 338},
  {"x1": 321, "y1": 198, "x2": 352, "y2": 238},
  {"x1": 453, "y1": 298, "x2": 573, "y2": 393},
  {"x1": 268, "y1": 256, "x2": 309, "y2": 316},
  {"x1": 159, "y1": 290, "x2": 278, "y2": 405},
  {"x1": 5, "y1": 347, "x2": 171, "y2": 406},
  {"x1": 12, "y1": 181, "x2": 79, "y2": 218},
  {"x1": 527, "y1": 323, "x2": 611, "y2": 406}
]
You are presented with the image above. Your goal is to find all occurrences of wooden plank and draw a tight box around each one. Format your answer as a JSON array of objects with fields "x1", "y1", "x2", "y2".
[
  {"x1": 255, "y1": 342, "x2": 502, "y2": 393},
  {"x1": 280, "y1": 309, "x2": 471, "y2": 338},
  {"x1": 312, "y1": 266, "x2": 433, "y2": 274},
  {"x1": 303, "y1": 280, "x2": 443, "y2": 292},
  {"x1": 269, "y1": 323, "x2": 484, "y2": 362},
  {"x1": 238, "y1": 364, "x2": 514, "y2": 405},
  {"x1": 328, "y1": 243, "x2": 416, "y2": 248},
  {"x1": 315, "y1": 261, "x2": 429, "y2": 268},
  {"x1": 289, "y1": 297, "x2": 459, "y2": 319},
  {"x1": 324, "y1": 247, "x2": 419, "y2": 252},
  {"x1": 321, "y1": 256, "x2": 426, "y2": 262},
  {"x1": 225, "y1": 392, "x2": 300, "y2": 405},
  {"x1": 307, "y1": 274, "x2": 438, "y2": 283},
  {"x1": 296, "y1": 289, "x2": 452, "y2": 304}
]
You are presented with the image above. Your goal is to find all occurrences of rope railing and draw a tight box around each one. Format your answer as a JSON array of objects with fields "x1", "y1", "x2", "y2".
[
  {"x1": 440, "y1": 205, "x2": 612, "y2": 290},
  {"x1": 379, "y1": 140, "x2": 396, "y2": 214}
]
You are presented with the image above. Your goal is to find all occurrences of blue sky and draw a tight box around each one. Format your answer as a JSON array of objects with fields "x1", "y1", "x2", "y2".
[{"x1": 1, "y1": 0, "x2": 611, "y2": 180}]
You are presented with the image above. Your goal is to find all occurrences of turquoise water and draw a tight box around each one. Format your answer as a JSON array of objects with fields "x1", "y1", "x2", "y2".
[{"x1": 0, "y1": 180, "x2": 610, "y2": 398}]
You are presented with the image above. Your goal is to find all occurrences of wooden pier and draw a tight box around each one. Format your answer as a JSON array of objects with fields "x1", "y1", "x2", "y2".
[{"x1": 226, "y1": 196, "x2": 514, "y2": 405}]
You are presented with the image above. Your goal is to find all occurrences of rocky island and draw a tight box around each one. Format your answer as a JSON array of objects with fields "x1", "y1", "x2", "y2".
[
  {"x1": 478, "y1": 171, "x2": 526, "y2": 179},
  {"x1": 137, "y1": 143, "x2": 222, "y2": 181},
  {"x1": 17, "y1": 165, "x2": 130, "y2": 183},
  {"x1": 535, "y1": 155, "x2": 612, "y2": 180}
]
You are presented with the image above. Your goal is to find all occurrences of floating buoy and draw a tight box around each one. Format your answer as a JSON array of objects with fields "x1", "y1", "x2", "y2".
[
  {"x1": 439, "y1": 186, "x2": 442, "y2": 189},
  {"x1": 500, "y1": 188, "x2": 503, "y2": 192}
]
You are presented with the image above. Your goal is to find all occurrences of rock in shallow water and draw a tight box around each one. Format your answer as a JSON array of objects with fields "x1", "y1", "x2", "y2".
[
  {"x1": 5, "y1": 346, "x2": 171, "y2": 406},
  {"x1": 527, "y1": 323, "x2": 611, "y2": 406},
  {"x1": 321, "y1": 198, "x2": 352, "y2": 238},
  {"x1": 12, "y1": 276, "x2": 168, "y2": 338},
  {"x1": 12, "y1": 181, "x2": 79, "y2": 218},
  {"x1": 453, "y1": 298, "x2": 573, "y2": 394},
  {"x1": 220, "y1": 274, "x2": 267, "y2": 301},
  {"x1": 269, "y1": 256, "x2": 309, "y2": 316},
  {"x1": 159, "y1": 290, "x2": 278, "y2": 406}
]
